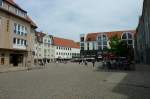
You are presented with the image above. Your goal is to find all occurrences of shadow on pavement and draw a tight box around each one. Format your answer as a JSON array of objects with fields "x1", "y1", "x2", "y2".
[
  {"x1": 111, "y1": 64, "x2": 150, "y2": 99},
  {"x1": 94, "y1": 64, "x2": 150, "y2": 99}
]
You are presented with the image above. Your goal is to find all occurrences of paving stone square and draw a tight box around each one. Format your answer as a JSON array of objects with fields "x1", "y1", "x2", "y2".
[{"x1": 0, "y1": 63, "x2": 150, "y2": 99}]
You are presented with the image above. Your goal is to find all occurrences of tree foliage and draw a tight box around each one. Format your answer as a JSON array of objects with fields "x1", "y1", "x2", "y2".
[{"x1": 108, "y1": 35, "x2": 129, "y2": 57}]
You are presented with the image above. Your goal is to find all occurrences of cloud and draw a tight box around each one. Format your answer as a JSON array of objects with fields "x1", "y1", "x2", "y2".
[{"x1": 16, "y1": 0, "x2": 143, "y2": 41}]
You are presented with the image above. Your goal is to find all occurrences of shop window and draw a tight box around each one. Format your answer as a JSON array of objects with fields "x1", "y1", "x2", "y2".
[{"x1": 1, "y1": 58, "x2": 4, "y2": 65}]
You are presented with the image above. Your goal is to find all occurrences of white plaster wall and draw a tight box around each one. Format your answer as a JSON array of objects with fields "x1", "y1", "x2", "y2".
[{"x1": 54, "y1": 46, "x2": 80, "y2": 59}]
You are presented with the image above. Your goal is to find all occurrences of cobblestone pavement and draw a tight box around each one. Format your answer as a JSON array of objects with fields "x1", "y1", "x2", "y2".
[{"x1": 0, "y1": 63, "x2": 150, "y2": 99}]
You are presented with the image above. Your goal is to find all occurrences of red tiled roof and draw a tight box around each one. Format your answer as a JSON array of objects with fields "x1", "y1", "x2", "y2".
[
  {"x1": 86, "y1": 33, "x2": 100, "y2": 41},
  {"x1": 53, "y1": 37, "x2": 80, "y2": 49},
  {"x1": 86, "y1": 30, "x2": 136, "y2": 41}
]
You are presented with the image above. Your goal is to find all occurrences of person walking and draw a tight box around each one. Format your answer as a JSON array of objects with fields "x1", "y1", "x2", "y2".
[
  {"x1": 84, "y1": 60, "x2": 88, "y2": 66},
  {"x1": 92, "y1": 60, "x2": 95, "y2": 68}
]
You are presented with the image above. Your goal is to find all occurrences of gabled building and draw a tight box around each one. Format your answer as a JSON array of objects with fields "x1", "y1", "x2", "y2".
[
  {"x1": 136, "y1": 0, "x2": 150, "y2": 64},
  {"x1": 80, "y1": 30, "x2": 135, "y2": 60},
  {"x1": 53, "y1": 37, "x2": 80, "y2": 60},
  {"x1": 34, "y1": 32, "x2": 55, "y2": 64},
  {"x1": 0, "y1": 0, "x2": 37, "y2": 67}
]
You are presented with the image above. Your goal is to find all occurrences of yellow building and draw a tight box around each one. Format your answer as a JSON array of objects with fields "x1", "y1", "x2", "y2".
[{"x1": 0, "y1": 0, "x2": 37, "y2": 67}]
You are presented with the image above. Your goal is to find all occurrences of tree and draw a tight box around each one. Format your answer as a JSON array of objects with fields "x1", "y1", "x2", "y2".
[{"x1": 108, "y1": 35, "x2": 129, "y2": 57}]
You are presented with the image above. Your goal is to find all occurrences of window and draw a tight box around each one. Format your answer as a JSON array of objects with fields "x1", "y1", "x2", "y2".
[
  {"x1": 24, "y1": 40, "x2": 27, "y2": 46},
  {"x1": 97, "y1": 34, "x2": 108, "y2": 50},
  {"x1": 128, "y1": 34, "x2": 132, "y2": 39},
  {"x1": 25, "y1": 27, "x2": 27, "y2": 36},
  {"x1": 17, "y1": 39, "x2": 20, "y2": 44},
  {"x1": 21, "y1": 26, "x2": 24, "y2": 35},
  {"x1": 93, "y1": 42, "x2": 95, "y2": 50},
  {"x1": 121, "y1": 32, "x2": 134, "y2": 47},
  {"x1": 48, "y1": 40, "x2": 50, "y2": 43},
  {"x1": 13, "y1": 38, "x2": 26, "y2": 46},
  {"x1": 44, "y1": 39, "x2": 47, "y2": 43},
  {"x1": 103, "y1": 40, "x2": 107, "y2": 45},
  {"x1": 18, "y1": 24, "x2": 20, "y2": 35},
  {"x1": 14, "y1": 23, "x2": 27, "y2": 36},
  {"x1": 80, "y1": 37, "x2": 84, "y2": 42},
  {"x1": 122, "y1": 34, "x2": 127, "y2": 39},
  {"x1": 98, "y1": 46, "x2": 102, "y2": 50},
  {"x1": 80, "y1": 43, "x2": 84, "y2": 50},
  {"x1": 87, "y1": 42, "x2": 89, "y2": 50},
  {"x1": 128, "y1": 40, "x2": 133, "y2": 45},
  {"x1": 21, "y1": 39, "x2": 24, "y2": 45},
  {"x1": 14, "y1": 23, "x2": 17, "y2": 33},
  {"x1": 15, "y1": 8, "x2": 18, "y2": 14},
  {"x1": 13, "y1": 38, "x2": 16, "y2": 44}
]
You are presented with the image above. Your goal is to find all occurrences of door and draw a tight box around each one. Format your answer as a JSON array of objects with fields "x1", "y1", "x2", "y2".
[
  {"x1": 10, "y1": 54, "x2": 23, "y2": 66},
  {"x1": 1, "y1": 58, "x2": 4, "y2": 65}
]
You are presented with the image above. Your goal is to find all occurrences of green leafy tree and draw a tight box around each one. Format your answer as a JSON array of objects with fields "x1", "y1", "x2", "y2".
[{"x1": 108, "y1": 35, "x2": 129, "y2": 57}]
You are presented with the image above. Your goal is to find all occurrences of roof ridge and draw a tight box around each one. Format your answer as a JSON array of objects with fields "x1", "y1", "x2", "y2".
[
  {"x1": 54, "y1": 37, "x2": 75, "y2": 42},
  {"x1": 87, "y1": 30, "x2": 136, "y2": 34},
  {"x1": 5, "y1": 0, "x2": 27, "y2": 12}
]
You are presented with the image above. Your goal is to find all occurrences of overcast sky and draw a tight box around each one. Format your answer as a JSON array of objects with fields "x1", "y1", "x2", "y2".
[{"x1": 16, "y1": 0, "x2": 143, "y2": 41}]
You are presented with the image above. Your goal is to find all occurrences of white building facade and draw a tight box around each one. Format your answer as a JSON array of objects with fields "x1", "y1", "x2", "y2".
[
  {"x1": 53, "y1": 37, "x2": 80, "y2": 60},
  {"x1": 34, "y1": 32, "x2": 55, "y2": 64}
]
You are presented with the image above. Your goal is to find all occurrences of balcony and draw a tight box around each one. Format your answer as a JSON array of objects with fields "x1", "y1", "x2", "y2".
[{"x1": 13, "y1": 44, "x2": 27, "y2": 50}]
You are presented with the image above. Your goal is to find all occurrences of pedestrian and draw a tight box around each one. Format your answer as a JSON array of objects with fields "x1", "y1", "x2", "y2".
[
  {"x1": 81, "y1": 60, "x2": 84, "y2": 65},
  {"x1": 84, "y1": 60, "x2": 88, "y2": 66},
  {"x1": 92, "y1": 60, "x2": 95, "y2": 68}
]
